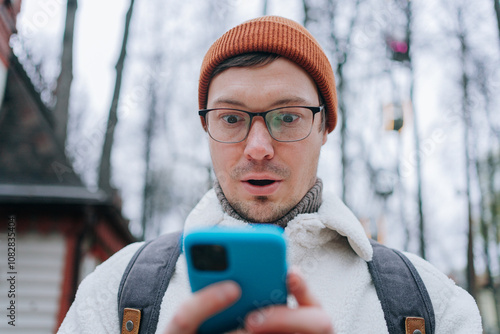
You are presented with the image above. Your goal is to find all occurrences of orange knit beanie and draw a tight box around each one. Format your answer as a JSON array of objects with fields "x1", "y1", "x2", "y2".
[{"x1": 198, "y1": 16, "x2": 338, "y2": 133}]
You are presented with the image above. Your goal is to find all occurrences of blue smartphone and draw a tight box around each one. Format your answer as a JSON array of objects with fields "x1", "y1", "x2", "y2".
[{"x1": 184, "y1": 225, "x2": 288, "y2": 334}]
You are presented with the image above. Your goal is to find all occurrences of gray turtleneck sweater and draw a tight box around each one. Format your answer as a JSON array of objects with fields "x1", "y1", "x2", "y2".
[{"x1": 214, "y1": 178, "x2": 323, "y2": 228}]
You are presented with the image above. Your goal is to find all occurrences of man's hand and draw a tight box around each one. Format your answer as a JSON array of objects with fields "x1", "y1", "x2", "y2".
[
  {"x1": 163, "y1": 270, "x2": 334, "y2": 334},
  {"x1": 163, "y1": 280, "x2": 241, "y2": 334},
  {"x1": 244, "y1": 269, "x2": 334, "y2": 334}
]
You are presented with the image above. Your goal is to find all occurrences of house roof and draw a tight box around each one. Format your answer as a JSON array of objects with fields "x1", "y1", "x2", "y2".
[
  {"x1": 0, "y1": 54, "x2": 108, "y2": 204},
  {"x1": 0, "y1": 184, "x2": 107, "y2": 203},
  {"x1": 0, "y1": 53, "x2": 135, "y2": 242}
]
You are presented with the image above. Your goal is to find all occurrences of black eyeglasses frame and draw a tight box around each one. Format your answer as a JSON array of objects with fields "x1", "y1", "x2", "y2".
[{"x1": 198, "y1": 105, "x2": 324, "y2": 143}]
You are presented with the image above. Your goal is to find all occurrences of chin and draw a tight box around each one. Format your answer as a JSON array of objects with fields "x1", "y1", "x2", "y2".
[
  {"x1": 245, "y1": 214, "x2": 278, "y2": 224},
  {"x1": 238, "y1": 202, "x2": 290, "y2": 224}
]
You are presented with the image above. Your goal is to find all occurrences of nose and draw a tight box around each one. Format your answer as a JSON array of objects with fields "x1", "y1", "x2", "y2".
[{"x1": 243, "y1": 118, "x2": 275, "y2": 161}]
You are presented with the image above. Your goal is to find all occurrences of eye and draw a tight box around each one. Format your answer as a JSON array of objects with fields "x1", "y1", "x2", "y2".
[
  {"x1": 281, "y1": 114, "x2": 299, "y2": 123},
  {"x1": 222, "y1": 114, "x2": 239, "y2": 123},
  {"x1": 273, "y1": 113, "x2": 300, "y2": 124},
  {"x1": 220, "y1": 113, "x2": 245, "y2": 124}
]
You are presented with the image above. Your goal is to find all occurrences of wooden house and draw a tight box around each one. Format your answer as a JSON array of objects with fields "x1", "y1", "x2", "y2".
[{"x1": 0, "y1": 1, "x2": 135, "y2": 333}]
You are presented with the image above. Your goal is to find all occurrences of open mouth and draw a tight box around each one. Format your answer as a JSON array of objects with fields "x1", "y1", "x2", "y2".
[
  {"x1": 242, "y1": 178, "x2": 281, "y2": 195},
  {"x1": 247, "y1": 179, "x2": 276, "y2": 186}
]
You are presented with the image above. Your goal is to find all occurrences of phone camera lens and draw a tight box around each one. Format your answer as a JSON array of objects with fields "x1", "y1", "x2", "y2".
[{"x1": 191, "y1": 245, "x2": 228, "y2": 271}]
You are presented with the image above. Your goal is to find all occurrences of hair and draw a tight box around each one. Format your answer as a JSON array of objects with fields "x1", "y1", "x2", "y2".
[
  {"x1": 210, "y1": 52, "x2": 280, "y2": 79},
  {"x1": 210, "y1": 52, "x2": 327, "y2": 132}
]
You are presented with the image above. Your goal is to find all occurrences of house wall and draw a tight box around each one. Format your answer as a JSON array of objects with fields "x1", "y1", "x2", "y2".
[
  {"x1": 0, "y1": 206, "x2": 134, "y2": 333},
  {"x1": 0, "y1": 231, "x2": 66, "y2": 334}
]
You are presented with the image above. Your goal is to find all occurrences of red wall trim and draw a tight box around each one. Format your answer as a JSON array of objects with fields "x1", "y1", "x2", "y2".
[
  {"x1": 55, "y1": 234, "x2": 77, "y2": 332},
  {"x1": 95, "y1": 219, "x2": 129, "y2": 254},
  {"x1": 90, "y1": 244, "x2": 110, "y2": 263}
]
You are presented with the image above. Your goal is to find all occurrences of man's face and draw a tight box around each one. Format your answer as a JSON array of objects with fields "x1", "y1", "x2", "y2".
[{"x1": 206, "y1": 57, "x2": 328, "y2": 223}]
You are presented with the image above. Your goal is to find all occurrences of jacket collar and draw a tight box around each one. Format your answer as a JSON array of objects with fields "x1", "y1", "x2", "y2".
[
  {"x1": 184, "y1": 189, "x2": 373, "y2": 261},
  {"x1": 316, "y1": 193, "x2": 373, "y2": 261}
]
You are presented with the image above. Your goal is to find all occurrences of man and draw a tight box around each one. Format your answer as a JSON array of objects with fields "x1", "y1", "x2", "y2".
[{"x1": 58, "y1": 16, "x2": 482, "y2": 334}]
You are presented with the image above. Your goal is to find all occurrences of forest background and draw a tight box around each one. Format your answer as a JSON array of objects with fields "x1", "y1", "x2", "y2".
[{"x1": 11, "y1": 0, "x2": 500, "y2": 331}]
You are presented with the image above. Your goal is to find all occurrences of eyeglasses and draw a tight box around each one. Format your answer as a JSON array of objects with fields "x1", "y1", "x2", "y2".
[{"x1": 199, "y1": 106, "x2": 324, "y2": 143}]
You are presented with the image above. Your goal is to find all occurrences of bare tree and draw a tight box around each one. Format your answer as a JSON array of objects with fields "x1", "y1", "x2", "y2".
[
  {"x1": 405, "y1": 0, "x2": 427, "y2": 259},
  {"x1": 53, "y1": 0, "x2": 77, "y2": 148},
  {"x1": 470, "y1": 23, "x2": 500, "y2": 328},
  {"x1": 466, "y1": 35, "x2": 500, "y2": 333},
  {"x1": 98, "y1": 0, "x2": 136, "y2": 195},
  {"x1": 494, "y1": 0, "x2": 500, "y2": 42},
  {"x1": 477, "y1": 150, "x2": 500, "y2": 328},
  {"x1": 302, "y1": 0, "x2": 361, "y2": 204},
  {"x1": 334, "y1": 0, "x2": 361, "y2": 205},
  {"x1": 488, "y1": 152, "x2": 500, "y2": 329},
  {"x1": 455, "y1": 6, "x2": 477, "y2": 298},
  {"x1": 140, "y1": 63, "x2": 158, "y2": 241}
]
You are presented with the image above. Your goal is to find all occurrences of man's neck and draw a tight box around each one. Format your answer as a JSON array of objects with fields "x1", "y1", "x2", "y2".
[{"x1": 214, "y1": 178, "x2": 323, "y2": 228}]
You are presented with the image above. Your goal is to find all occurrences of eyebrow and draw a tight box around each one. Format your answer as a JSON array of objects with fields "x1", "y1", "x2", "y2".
[
  {"x1": 210, "y1": 96, "x2": 314, "y2": 109},
  {"x1": 269, "y1": 97, "x2": 311, "y2": 108},
  {"x1": 211, "y1": 98, "x2": 247, "y2": 109}
]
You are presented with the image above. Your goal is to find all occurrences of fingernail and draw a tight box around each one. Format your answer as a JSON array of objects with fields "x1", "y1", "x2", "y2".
[
  {"x1": 218, "y1": 281, "x2": 241, "y2": 300},
  {"x1": 287, "y1": 268, "x2": 303, "y2": 291}
]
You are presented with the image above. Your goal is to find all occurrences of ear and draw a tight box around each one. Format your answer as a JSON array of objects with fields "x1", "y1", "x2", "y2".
[
  {"x1": 200, "y1": 116, "x2": 208, "y2": 131},
  {"x1": 321, "y1": 130, "x2": 328, "y2": 145}
]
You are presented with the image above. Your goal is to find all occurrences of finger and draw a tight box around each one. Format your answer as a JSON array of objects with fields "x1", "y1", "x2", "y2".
[
  {"x1": 165, "y1": 281, "x2": 241, "y2": 334},
  {"x1": 287, "y1": 268, "x2": 320, "y2": 307},
  {"x1": 245, "y1": 306, "x2": 333, "y2": 334}
]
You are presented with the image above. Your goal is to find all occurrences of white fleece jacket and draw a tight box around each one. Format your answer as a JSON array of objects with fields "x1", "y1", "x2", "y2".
[{"x1": 58, "y1": 189, "x2": 482, "y2": 333}]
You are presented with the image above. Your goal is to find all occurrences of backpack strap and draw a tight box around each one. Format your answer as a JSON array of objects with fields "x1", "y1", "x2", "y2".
[
  {"x1": 368, "y1": 239, "x2": 435, "y2": 334},
  {"x1": 117, "y1": 232, "x2": 435, "y2": 334},
  {"x1": 118, "y1": 231, "x2": 183, "y2": 334}
]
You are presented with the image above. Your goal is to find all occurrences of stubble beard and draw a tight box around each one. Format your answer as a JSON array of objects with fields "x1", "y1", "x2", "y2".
[
  {"x1": 228, "y1": 195, "x2": 298, "y2": 223},
  {"x1": 224, "y1": 160, "x2": 294, "y2": 223}
]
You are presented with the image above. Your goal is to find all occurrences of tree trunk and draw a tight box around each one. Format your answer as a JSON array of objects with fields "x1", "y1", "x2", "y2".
[
  {"x1": 53, "y1": 0, "x2": 77, "y2": 148},
  {"x1": 302, "y1": 0, "x2": 311, "y2": 26},
  {"x1": 403, "y1": 0, "x2": 426, "y2": 258},
  {"x1": 475, "y1": 56, "x2": 500, "y2": 326},
  {"x1": 488, "y1": 152, "x2": 500, "y2": 329},
  {"x1": 262, "y1": 0, "x2": 268, "y2": 16},
  {"x1": 98, "y1": 0, "x2": 136, "y2": 194},
  {"x1": 476, "y1": 152, "x2": 499, "y2": 328},
  {"x1": 337, "y1": 61, "x2": 348, "y2": 203},
  {"x1": 457, "y1": 8, "x2": 477, "y2": 297},
  {"x1": 494, "y1": 0, "x2": 500, "y2": 43},
  {"x1": 303, "y1": 0, "x2": 360, "y2": 204},
  {"x1": 140, "y1": 66, "x2": 158, "y2": 240},
  {"x1": 396, "y1": 133, "x2": 410, "y2": 250}
]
